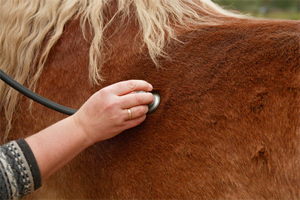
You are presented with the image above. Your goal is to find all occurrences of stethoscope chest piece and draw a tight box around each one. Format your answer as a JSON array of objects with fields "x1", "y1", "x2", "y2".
[
  {"x1": 135, "y1": 91, "x2": 160, "y2": 114},
  {"x1": 147, "y1": 92, "x2": 160, "y2": 114}
]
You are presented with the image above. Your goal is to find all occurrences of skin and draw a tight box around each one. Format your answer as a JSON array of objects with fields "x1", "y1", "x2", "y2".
[{"x1": 25, "y1": 80, "x2": 154, "y2": 181}]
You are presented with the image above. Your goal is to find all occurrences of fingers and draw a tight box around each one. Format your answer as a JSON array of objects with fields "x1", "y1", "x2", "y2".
[
  {"x1": 111, "y1": 80, "x2": 153, "y2": 96},
  {"x1": 120, "y1": 92, "x2": 154, "y2": 109},
  {"x1": 123, "y1": 115, "x2": 147, "y2": 130},
  {"x1": 124, "y1": 105, "x2": 149, "y2": 121}
]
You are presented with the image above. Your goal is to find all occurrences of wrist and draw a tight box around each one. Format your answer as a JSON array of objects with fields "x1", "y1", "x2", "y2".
[
  {"x1": 25, "y1": 116, "x2": 94, "y2": 180},
  {"x1": 69, "y1": 115, "x2": 95, "y2": 147}
]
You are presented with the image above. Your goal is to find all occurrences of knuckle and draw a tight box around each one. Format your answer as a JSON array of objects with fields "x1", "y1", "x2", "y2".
[
  {"x1": 127, "y1": 80, "x2": 137, "y2": 91},
  {"x1": 99, "y1": 87, "x2": 110, "y2": 96},
  {"x1": 110, "y1": 99, "x2": 120, "y2": 108},
  {"x1": 142, "y1": 106, "x2": 149, "y2": 114},
  {"x1": 135, "y1": 93, "x2": 143, "y2": 104},
  {"x1": 136, "y1": 106, "x2": 148, "y2": 116},
  {"x1": 103, "y1": 99, "x2": 119, "y2": 111}
]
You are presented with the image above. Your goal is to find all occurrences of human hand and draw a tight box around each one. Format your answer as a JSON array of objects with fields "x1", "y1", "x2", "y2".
[{"x1": 71, "y1": 80, "x2": 154, "y2": 144}]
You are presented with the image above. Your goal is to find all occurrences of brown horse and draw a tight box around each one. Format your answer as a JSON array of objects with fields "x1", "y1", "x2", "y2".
[{"x1": 0, "y1": 0, "x2": 299, "y2": 199}]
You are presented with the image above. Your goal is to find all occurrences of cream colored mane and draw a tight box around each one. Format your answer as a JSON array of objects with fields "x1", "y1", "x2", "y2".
[{"x1": 0, "y1": 0, "x2": 246, "y2": 135}]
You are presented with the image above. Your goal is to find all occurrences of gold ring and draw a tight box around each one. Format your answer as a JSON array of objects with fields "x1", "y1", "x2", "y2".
[{"x1": 127, "y1": 109, "x2": 132, "y2": 120}]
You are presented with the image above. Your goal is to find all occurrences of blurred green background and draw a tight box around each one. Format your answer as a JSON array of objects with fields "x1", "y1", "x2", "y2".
[{"x1": 212, "y1": 0, "x2": 300, "y2": 20}]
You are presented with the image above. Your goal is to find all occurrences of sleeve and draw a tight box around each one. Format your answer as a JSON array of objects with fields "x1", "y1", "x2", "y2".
[{"x1": 0, "y1": 139, "x2": 42, "y2": 200}]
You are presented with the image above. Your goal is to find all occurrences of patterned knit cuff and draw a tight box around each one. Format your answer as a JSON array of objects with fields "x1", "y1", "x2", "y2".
[
  {"x1": 0, "y1": 139, "x2": 42, "y2": 199},
  {"x1": 16, "y1": 139, "x2": 42, "y2": 190}
]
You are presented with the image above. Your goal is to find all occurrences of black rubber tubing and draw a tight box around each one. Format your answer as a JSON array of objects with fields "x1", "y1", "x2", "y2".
[
  {"x1": 0, "y1": 69, "x2": 77, "y2": 115},
  {"x1": 1, "y1": 69, "x2": 160, "y2": 115}
]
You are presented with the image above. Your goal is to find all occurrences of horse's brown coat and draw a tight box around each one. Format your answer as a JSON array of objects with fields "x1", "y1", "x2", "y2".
[{"x1": 1, "y1": 16, "x2": 299, "y2": 198}]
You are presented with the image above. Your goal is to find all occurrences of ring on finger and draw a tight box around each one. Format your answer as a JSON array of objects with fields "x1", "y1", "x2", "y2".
[{"x1": 127, "y1": 108, "x2": 132, "y2": 120}]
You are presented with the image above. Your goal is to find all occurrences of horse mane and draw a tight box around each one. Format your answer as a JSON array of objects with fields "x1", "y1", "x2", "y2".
[{"x1": 0, "y1": 0, "x2": 247, "y2": 135}]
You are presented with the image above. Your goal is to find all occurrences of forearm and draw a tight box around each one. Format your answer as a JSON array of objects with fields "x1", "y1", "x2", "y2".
[
  {"x1": 24, "y1": 80, "x2": 153, "y2": 182},
  {"x1": 25, "y1": 116, "x2": 93, "y2": 181},
  {"x1": 0, "y1": 80, "x2": 153, "y2": 199}
]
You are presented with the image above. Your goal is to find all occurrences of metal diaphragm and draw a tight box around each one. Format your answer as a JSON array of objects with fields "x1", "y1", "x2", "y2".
[{"x1": 135, "y1": 91, "x2": 161, "y2": 114}]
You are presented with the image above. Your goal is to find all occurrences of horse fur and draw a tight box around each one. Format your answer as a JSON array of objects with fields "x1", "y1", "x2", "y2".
[
  {"x1": 0, "y1": 0, "x2": 299, "y2": 199},
  {"x1": 22, "y1": 18, "x2": 299, "y2": 199},
  {"x1": 0, "y1": 0, "x2": 246, "y2": 137}
]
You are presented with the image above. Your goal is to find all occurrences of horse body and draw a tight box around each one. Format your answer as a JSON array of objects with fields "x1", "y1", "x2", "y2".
[{"x1": 1, "y1": 1, "x2": 299, "y2": 199}]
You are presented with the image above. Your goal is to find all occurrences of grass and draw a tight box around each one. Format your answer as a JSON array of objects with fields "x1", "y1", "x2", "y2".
[
  {"x1": 252, "y1": 11, "x2": 300, "y2": 20},
  {"x1": 212, "y1": 0, "x2": 299, "y2": 20}
]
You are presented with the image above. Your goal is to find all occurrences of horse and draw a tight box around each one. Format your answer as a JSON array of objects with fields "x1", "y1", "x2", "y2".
[{"x1": 0, "y1": 0, "x2": 299, "y2": 199}]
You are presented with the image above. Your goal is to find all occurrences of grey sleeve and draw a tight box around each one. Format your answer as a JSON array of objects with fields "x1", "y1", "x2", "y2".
[{"x1": 0, "y1": 139, "x2": 42, "y2": 200}]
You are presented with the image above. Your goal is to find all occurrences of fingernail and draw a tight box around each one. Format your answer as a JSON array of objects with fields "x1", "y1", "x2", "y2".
[{"x1": 149, "y1": 84, "x2": 153, "y2": 90}]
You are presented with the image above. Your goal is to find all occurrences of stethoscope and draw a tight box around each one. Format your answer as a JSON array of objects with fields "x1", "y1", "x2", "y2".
[{"x1": 0, "y1": 69, "x2": 160, "y2": 115}]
